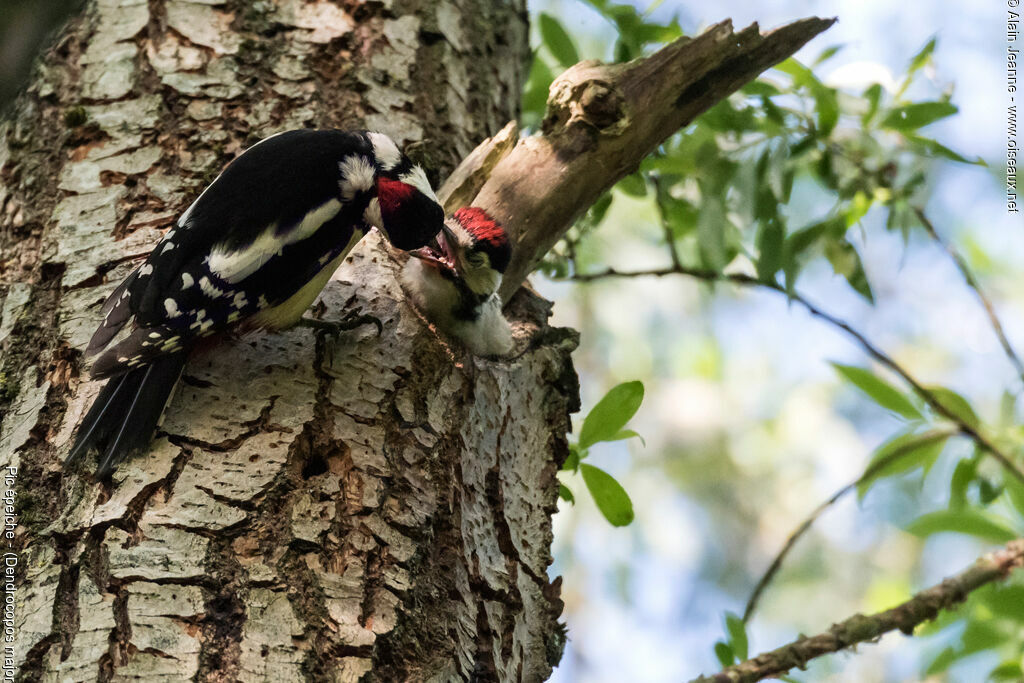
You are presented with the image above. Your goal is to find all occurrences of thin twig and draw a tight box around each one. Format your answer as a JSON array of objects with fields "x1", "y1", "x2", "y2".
[
  {"x1": 569, "y1": 266, "x2": 1024, "y2": 487},
  {"x1": 913, "y1": 206, "x2": 1024, "y2": 388},
  {"x1": 687, "y1": 539, "x2": 1024, "y2": 683},
  {"x1": 650, "y1": 175, "x2": 683, "y2": 270},
  {"x1": 742, "y1": 428, "x2": 958, "y2": 623}
]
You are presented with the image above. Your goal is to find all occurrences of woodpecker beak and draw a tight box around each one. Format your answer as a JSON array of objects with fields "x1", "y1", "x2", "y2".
[{"x1": 411, "y1": 223, "x2": 457, "y2": 273}]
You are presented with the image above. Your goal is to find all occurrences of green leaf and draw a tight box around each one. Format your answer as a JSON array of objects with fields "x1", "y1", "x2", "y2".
[
  {"x1": 714, "y1": 641, "x2": 735, "y2": 668},
  {"x1": 725, "y1": 612, "x2": 748, "y2": 660},
  {"x1": 697, "y1": 194, "x2": 728, "y2": 271},
  {"x1": 949, "y1": 457, "x2": 979, "y2": 510},
  {"x1": 881, "y1": 102, "x2": 958, "y2": 131},
  {"x1": 824, "y1": 239, "x2": 874, "y2": 303},
  {"x1": 813, "y1": 85, "x2": 839, "y2": 137},
  {"x1": 521, "y1": 52, "x2": 554, "y2": 122},
  {"x1": 562, "y1": 444, "x2": 581, "y2": 472},
  {"x1": 589, "y1": 192, "x2": 614, "y2": 225},
  {"x1": 978, "y1": 478, "x2": 1002, "y2": 505},
  {"x1": 774, "y1": 58, "x2": 837, "y2": 135},
  {"x1": 925, "y1": 646, "x2": 956, "y2": 676},
  {"x1": 832, "y1": 363, "x2": 923, "y2": 420},
  {"x1": 856, "y1": 430, "x2": 950, "y2": 499},
  {"x1": 1004, "y1": 474, "x2": 1024, "y2": 518},
  {"x1": 755, "y1": 219, "x2": 784, "y2": 282},
  {"x1": 741, "y1": 80, "x2": 781, "y2": 97},
  {"x1": 845, "y1": 191, "x2": 872, "y2": 227},
  {"x1": 766, "y1": 139, "x2": 790, "y2": 201},
  {"x1": 900, "y1": 37, "x2": 937, "y2": 99},
  {"x1": 862, "y1": 84, "x2": 883, "y2": 125},
  {"x1": 981, "y1": 584, "x2": 1024, "y2": 620},
  {"x1": 908, "y1": 37, "x2": 937, "y2": 75},
  {"x1": 926, "y1": 386, "x2": 980, "y2": 430},
  {"x1": 990, "y1": 662, "x2": 1024, "y2": 682},
  {"x1": 617, "y1": 172, "x2": 647, "y2": 197},
  {"x1": 906, "y1": 509, "x2": 1018, "y2": 543},
  {"x1": 579, "y1": 381, "x2": 645, "y2": 449},
  {"x1": 609, "y1": 429, "x2": 646, "y2": 447},
  {"x1": 580, "y1": 464, "x2": 635, "y2": 526},
  {"x1": 814, "y1": 44, "x2": 844, "y2": 65},
  {"x1": 538, "y1": 13, "x2": 579, "y2": 67},
  {"x1": 558, "y1": 483, "x2": 575, "y2": 504},
  {"x1": 905, "y1": 135, "x2": 985, "y2": 165},
  {"x1": 960, "y1": 618, "x2": 1005, "y2": 656}
]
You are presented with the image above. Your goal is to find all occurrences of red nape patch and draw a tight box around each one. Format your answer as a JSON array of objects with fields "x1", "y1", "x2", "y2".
[
  {"x1": 453, "y1": 207, "x2": 507, "y2": 249},
  {"x1": 377, "y1": 177, "x2": 417, "y2": 215}
]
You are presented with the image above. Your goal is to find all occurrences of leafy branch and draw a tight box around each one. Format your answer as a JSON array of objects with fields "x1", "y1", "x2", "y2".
[
  {"x1": 741, "y1": 428, "x2": 957, "y2": 623},
  {"x1": 561, "y1": 381, "x2": 645, "y2": 527},
  {"x1": 569, "y1": 261, "x2": 1024, "y2": 487},
  {"x1": 688, "y1": 539, "x2": 1024, "y2": 683}
]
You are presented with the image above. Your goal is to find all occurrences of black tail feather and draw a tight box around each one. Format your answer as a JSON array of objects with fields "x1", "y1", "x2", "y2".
[{"x1": 68, "y1": 353, "x2": 187, "y2": 478}]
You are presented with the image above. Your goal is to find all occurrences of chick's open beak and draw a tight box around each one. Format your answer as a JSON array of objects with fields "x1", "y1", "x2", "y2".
[{"x1": 411, "y1": 221, "x2": 458, "y2": 272}]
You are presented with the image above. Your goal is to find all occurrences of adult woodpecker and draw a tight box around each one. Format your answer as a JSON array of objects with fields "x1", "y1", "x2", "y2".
[
  {"x1": 402, "y1": 207, "x2": 514, "y2": 356},
  {"x1": 69, "y1": 129, "x2": 444, "y2": 478}
]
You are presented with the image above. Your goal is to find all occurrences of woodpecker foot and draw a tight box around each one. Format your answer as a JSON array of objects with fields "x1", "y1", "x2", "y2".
[{"x1": 299, "y1": 310, "x2": 383, "y2": 337}]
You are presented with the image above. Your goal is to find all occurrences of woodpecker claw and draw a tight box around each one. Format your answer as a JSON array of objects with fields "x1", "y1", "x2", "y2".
[{"x1": 299, "y1": 310, "x2": 383, "y2": 337}]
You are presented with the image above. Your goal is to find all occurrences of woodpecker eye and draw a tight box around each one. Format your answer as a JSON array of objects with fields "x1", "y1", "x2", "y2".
[{"x1": 467, "y1": 252, "x2": 486, "y2": 267}]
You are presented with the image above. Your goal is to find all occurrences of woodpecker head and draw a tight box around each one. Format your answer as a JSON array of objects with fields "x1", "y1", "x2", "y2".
[
  {"x1": 401, "y1": 207, "x2": 514, "y2": 356},
  {"x1": 359, "y1": 132, "x2": 445, "y2": 251},
  {"x1": 418, "y1": 207, "x2": 512, "y2": 295}
]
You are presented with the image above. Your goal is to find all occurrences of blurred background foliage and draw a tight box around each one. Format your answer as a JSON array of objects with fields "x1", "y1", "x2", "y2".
[
  {"x1": 528, "y1": 2, "x2": 1024, "y2": 682},
  {"x1": 3, "y1": 1, "x2": 1021, "y2": 681}
]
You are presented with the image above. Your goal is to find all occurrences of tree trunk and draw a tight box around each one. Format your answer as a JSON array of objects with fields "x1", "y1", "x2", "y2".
[{"x1": 0, "y1": 1, "x2": 578, "y2": 681}]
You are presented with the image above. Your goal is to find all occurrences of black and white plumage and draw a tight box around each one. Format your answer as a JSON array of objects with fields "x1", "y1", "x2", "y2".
[
  {"x1": 70, "y1": 129, "x2": 444, "y2": 478},
  {"x1": 401, "y1": 207, "x2": 514, "y2": 356}
]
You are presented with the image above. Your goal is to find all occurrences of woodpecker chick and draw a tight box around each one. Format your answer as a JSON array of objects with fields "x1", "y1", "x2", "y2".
[
  {"x1": 70, "y1": 129, "x2": 445, "y2": 478},
  {"x1": 402, "y1": 207, "x2": 513, "y2": 356}
]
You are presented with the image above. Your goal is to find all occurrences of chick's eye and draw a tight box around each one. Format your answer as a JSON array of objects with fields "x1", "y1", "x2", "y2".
[{"x1": 467, "y1": 252, "x2": 485, "y2": 266}]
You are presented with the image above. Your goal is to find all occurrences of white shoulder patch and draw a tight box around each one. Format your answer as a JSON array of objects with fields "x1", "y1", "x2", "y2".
[
  {"x1": 399, "y1": 165, "x2": 439, "y2": 202},
  {"x1": 368, "y1": 132, "x2": 402, "y2": 171},
  {"x1": 338, "y1": 155, "x2": 377, "y2": 200}
]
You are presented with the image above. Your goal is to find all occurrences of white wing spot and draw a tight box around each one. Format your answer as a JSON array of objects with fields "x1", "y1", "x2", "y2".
[
  {"x1": 199, "y1": 276, "x2": 225, "y2": 298},
  {"x1": 181, "y1": 272, "x2": 194, "y2": 289},
  {"x1": 368, "y1": 132, "x2": 402, "y2": 171},
  {"x1": 164, "y1": 298, "x2": 182, "y2": 318},
  {"x1": 338, "y1": 155, "x2": 376, "y2": 200},
  {"x1": 138, "y1": 264, "x2": 154, "y2": 276},
  {"x1": 232, "y1": 292, "x2": 248, "y2": 309},
  {"x1": 148, "y1": 332, "x2": 162, "y2": 339}
]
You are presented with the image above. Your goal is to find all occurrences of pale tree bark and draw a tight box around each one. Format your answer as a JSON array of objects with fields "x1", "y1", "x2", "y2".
[{"x1": 0, "y1": 2, "x2": 833, "y2": 681}]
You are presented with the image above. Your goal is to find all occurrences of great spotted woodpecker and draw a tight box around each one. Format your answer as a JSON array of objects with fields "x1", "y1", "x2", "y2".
[
  {"x1": 402, "y1": 207, "x2": 514, "y2": 356},
  {"x1": 69, "y1": 129, "x2": 444, "y2": 478}
]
